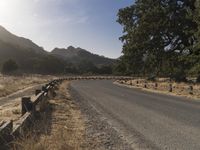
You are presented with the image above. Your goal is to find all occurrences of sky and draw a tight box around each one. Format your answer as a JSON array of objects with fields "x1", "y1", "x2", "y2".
[{"x1": 0, "y1": 0, "x2": 133, "y2": 58}]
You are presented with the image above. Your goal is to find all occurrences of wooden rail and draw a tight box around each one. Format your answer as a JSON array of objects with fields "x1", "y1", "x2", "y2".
[
  {"x1": 0, "y1": 76, "x2": 134, "y2": 147},
  {"x1": 0, "y1": 78, "x2": 61, "y2": 148},
  {"x1": 117, "y1": 79, "x2": 195, "y2": 95}
]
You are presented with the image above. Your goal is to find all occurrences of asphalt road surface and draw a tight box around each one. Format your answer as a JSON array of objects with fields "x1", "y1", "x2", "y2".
[{"x1": 70, "y1": 80, "x2": 200, "y2": 150}]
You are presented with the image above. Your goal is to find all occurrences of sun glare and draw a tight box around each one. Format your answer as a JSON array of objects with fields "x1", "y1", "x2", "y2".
[
  {"x1": 0, "y1": 1, "x2": 24, "y2": 17},
  {"x1": 0, "y1": 0, "x2": 29, "y2": 28},
  {"x1": 0, "y1": 1, "x2": 13, "y2": 13}
]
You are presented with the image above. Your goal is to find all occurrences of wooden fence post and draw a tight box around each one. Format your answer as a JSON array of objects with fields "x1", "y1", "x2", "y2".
[
  {"x1": 189, "y1": 85, "x2": 193, "y2": 95},
  {"x1": 42, "y1": 86, "x2": 47, "y2": 92},
  {"x1": 144, "y1": 82, "x2": 147, "y2": 88},
  {"x1": 35, "y1": 89, "x2": 41, "y2": 96},
  {"x1": 136, "y1": 81, "x2": 139, "y2": 86},
  {"x1": 155, "y1": 83, "x2": 158, "y2": 89},
  {"x1": 21, "y1": 97, "x2": 32, "y2": 115},
  {"x1": 169, "y1": 84, "x2": 173, "y2": 92}
]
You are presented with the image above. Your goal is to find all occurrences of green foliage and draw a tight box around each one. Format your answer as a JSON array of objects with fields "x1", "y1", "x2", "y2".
[
  {"x1": 2, "y1": 59, "x2": 18, "y2": 74},
  {"x1": 30, "y1": 55, "x2": 66, "y2": 74},
  {"x1": 117, "y1": 0, "x2": 199, "y2": 81},
  {"x1": 98, "y1": 65, "x2": 113, "y2": 75},
  {"x1": 190, "y1": 0, "x2": 200, "y2": 79},
  {"x1": 113, "y1": 57, "x2": 129, "y2": 75},
  {"x1": 147, "y1": 74, "x2": 156, "y2": 81},
  {"x1": 62, "y1": 60, "x2": 114, "y2": 75},
  {"x1": 76, "y1": 60, "x2": 98, "y2": 74},
  {"x1": 170, "y1": 68, "x2": 187, "y2": 82},
  {"x1": 196, "y1": 75, "x2": 200, "y2": 83}
]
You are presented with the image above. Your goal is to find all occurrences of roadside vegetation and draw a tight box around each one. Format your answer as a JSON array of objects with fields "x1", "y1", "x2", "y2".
[
  {"x1": 115, "y1": 0, "x2": 200, "y2": 82},
  {"x1": 117, "y1": 78, "x2": 200, "y2": 100},
  {"x1": 0, "y1": 74, "x2": 53, "y2": 97},
  {"x1": 11, "y1": 79, "x2": 131, "y2": 150},
  {"x1": 0, "y1": 74, "x2": 54, "y2": 123},
  {"x1": 12, "y1": 81, "x2": 86, "y2": 150}
]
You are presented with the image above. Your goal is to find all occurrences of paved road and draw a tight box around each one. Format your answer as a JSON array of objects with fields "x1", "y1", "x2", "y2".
[{"x1": 70, "y1": 80, "x2": 200, "y2": 150}]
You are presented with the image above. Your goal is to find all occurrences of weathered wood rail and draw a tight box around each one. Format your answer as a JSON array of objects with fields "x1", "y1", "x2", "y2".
[
  {"x1": 0, "y1": 76, "x2": 134, "y2": 148},
  {"x1": 0, "y1": 79, "x2": 61, "y2": 148}
]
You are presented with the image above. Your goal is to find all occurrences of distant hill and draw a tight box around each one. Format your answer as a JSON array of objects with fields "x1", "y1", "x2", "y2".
[
  {"x1": 0, "y1": 25, "x2": 46, "y2": 54},
  {"x1": 0, "y1": 39, "x2": 65, "y2": 74},
  {"x1": 51, "y1": 46, "x2": 115, "y2": 66},
  {"x1": 0, "y1": 26, "x2": 65, "y2": 74},
  {"x1": 0, "y1": 25, "x2": 115, "y2": 74}
]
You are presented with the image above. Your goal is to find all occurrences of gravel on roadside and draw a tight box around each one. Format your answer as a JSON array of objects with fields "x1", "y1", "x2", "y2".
[{"x1": 70, "y1": 84, "x2": 132, "y2": 150}]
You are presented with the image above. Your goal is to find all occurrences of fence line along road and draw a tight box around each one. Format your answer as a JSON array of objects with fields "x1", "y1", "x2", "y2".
[
  {"x1": 0, "y1": 76, "x2": 134, "y2": 148},
  {"x1": 0, "y1": 79, "x2": 61, "y2": 148},
  {"x1": 118, "y1": 79, "x2": 195, "y2": 95}
]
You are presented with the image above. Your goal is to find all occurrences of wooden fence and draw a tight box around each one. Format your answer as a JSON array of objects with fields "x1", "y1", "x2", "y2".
[
  {"x1": 0, "y1": 79, "x2": 61, "y2": 148},
  {"x1": 0, "y1": 76, "x2": 134, "y2": 147},
  {"x1": 118, "y1": 79, "x2": 195, "y2": 95}
]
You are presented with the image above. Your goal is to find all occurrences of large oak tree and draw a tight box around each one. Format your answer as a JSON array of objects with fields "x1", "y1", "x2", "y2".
[{"x1": 117, "y1": 0, "x2": 197, "y2": 80}]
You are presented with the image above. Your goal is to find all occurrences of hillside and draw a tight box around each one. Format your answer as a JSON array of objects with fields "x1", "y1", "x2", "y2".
[
  {"x1": 0, "y1": 39, "x2": 65, "y2": 74},
  {"x1": 0, "y1": 26, "x2": 46, "y2": 54},
  {"x1": 0, "y1": 26, "x2": 115, "y2": 74},
  {"x1": 51, "y1": 46, "x2": 115, "y2": 66},
  {"x1": 0, "y1": 26, "x2": 66, "y2": 74}
]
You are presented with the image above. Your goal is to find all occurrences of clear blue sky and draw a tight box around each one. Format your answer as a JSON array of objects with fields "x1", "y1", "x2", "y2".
[{"x1": 0, "y1": 0, "x2": 133, "y2": 58}]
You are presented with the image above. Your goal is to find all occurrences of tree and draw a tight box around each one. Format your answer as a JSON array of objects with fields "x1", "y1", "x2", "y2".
[
  {"x1": 117, "y1": 0, "x2": 197, "y2": 80},
  {"x1": 186, "y1": 0, "x2": 200, "y2": 81},
  {"x1": 2, "y1": 59, "x2": 18, "y2": 74},
  {"x1": 98, "y1": 65, "x2": 113, "y2": 75},
  {"x1": 77, "y1": 60, "x2": 98, "y2": 74},
  {"x1": 34, "y1": 55, "x2": 66, "y2": 74},
  {"x1": 113, "y1": 57, "x2": 130, "y2": 75}
]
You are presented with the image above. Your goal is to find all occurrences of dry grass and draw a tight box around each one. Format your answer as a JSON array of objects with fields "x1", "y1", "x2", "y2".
[
  {"x1": 0, "y1": 75, "x2": 56, "y2": 124},
  {"x1": 12, "y1": 81, "x2": 86, "y2": 150},
  {"x1": 118, "y1": 78, "x2": 200, "y2": 100},
  {"x1": 0, "y1": 75, "x2": 54, "y2": 98},
  {"x1": 0, "y1": 100, "x2": 21, "y2": 121}
]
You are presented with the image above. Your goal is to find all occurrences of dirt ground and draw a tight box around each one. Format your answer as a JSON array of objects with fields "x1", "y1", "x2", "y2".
[{"x1": 116, "y1": 78, "x2": 200, "y2": 100}]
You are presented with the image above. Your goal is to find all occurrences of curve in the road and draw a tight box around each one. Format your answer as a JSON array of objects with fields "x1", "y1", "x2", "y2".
[{"x1": 70, "y1": 80, "x2": 200, "y2": 150}]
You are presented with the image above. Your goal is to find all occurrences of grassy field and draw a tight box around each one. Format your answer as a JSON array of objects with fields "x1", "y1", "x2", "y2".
[
  {"x1": 0, "y1": 75, "x2": 55, "y2": 122},
  {"x1": 0, "y1": 101, "x2": 21, "y2": 122},
  {"x1": 0, "y1": 74, "x2": 55, "y2": 98}
]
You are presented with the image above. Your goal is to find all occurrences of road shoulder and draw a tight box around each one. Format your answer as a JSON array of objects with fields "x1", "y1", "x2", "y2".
[
  {"x1": 114, "y1": 81, "x2": 200, "y2": 102},
  {"x1": 70, "y1": 83, "x2": 132, "y2": 150}
]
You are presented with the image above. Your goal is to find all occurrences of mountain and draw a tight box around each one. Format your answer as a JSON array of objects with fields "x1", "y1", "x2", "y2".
[
  {"x1": 0, "y1": 26, "x2": 65, "y2": 74},
  {"x1": 51, "y1": 46, "x2": 115, "y2": 66},
  {"x1": 0, "y1": 25, "x2": 46, "y2": 54},
  {"x1": 0, "y1": 25, "x2": 115, "y2": 74}
]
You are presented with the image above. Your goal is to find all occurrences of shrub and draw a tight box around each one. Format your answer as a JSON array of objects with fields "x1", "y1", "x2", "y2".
[
  {"x1": 196, "y1": 75, "x2": 200, "y2": 83},
  {"x1": 2, "y1": 59, "x2": 18, "y2": 74}
]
